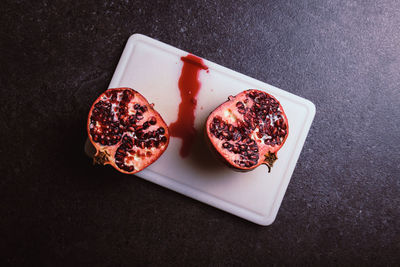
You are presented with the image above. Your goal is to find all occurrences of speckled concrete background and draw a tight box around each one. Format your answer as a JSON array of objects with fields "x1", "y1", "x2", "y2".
[{"x1": 1, "y1": 0, "x2": 399, "y2": 266}]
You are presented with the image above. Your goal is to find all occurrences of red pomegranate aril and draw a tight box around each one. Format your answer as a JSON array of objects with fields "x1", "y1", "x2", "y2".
[
  {"x1": 87, "y1": 87, "x2": 170, "y2": 174},
  {"x1": 205, "y1": 89, "x2": 289, "y2": 172},
  {"x1": 145, "y1": 140, "x2": 152, "y2": 148},
  {"x1": 157, "y1": 127, "x2": 165, "y2": 135},
  {"x1": 142, "y1": 122, "x2": 150, "y2": 130},
  {"x1": 140, "y1": 106, "x2": 148, "y2": 113},
  {"x1": 149, "y1": 117, "x2": 157, "y2": 125}
]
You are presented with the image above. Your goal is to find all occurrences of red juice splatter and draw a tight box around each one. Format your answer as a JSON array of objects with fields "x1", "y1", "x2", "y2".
[{"x1": 169, "y1": 54, "x2": 208, "y2": 157}]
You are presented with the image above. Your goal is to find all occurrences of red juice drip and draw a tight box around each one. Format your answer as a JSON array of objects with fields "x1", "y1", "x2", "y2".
[{"x1": 169, "y1": 54, "x2": 208, "y2": 157}]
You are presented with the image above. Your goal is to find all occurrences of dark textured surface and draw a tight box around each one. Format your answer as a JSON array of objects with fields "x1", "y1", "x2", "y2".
[{"x1": 1, "y1": 0, "x2": 399, "y2": 266}]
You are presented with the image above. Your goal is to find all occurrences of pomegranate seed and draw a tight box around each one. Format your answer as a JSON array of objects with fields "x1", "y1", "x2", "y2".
[
  {"x1": 157, "y1": 127, "x2": 165, "y2": 135},
  {"x1": 149, "y1": 117, "x2": 157, "y2": 125},
  {"x1": 154, "y1": 141, "x2": 160, "y2": 148},
  {"x1": 140, "y1": 106, "x2": 147, "y2": 113}
]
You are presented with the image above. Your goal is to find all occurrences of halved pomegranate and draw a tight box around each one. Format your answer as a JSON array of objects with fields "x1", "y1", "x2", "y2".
[
  {"x1": 87, "y1": 88, "x2": 169, "y2": 174},
  {"x1": 206, "y1": 89, "x2": 289, "y2": 172}
]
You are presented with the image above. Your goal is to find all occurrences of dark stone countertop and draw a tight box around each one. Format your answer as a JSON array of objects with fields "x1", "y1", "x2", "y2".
[{"x1": 1, "y1": 0, "x2": 399, "y2": 266}]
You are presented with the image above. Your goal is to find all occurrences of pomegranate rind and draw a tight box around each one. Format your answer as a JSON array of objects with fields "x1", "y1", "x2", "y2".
[
  {"x1": 205, "y1": 89, "x2": 289, "y2": 171},
  {"x1": 87, "y1": 87, "x2": 169, "y2": 174}
]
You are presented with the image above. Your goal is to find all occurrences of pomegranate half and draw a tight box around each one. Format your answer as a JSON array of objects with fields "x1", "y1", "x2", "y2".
[
  {"x1": 87, "y1": 88, "x2": 169, "y2": 174},
  {"x1": 206, "y1": 89, "x2": 289, "y2": 172}
]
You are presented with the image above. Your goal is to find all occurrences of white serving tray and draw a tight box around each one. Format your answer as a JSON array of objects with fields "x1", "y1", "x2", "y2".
[{"x1": 86, "y1": 34, "x2": 315, "y2": 225}]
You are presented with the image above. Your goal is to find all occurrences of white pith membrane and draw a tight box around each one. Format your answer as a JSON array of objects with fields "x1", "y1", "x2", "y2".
[
  {"x1": 206, "y1": 90, "x2": 288, "y2": 169},
  {"x1": 89, "y1": 88, "x2": 168, "y2": 173}
]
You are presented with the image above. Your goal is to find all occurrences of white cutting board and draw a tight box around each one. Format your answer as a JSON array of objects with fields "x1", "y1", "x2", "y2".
[{"x1": 87, "y1": 33, "x2": 315, "y2": 225}]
